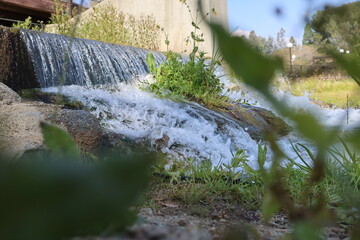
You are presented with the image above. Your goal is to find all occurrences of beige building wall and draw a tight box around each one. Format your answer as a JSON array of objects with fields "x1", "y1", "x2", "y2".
[{"x1": 86, "y1": 0, "x2": 228, "y2": 55}]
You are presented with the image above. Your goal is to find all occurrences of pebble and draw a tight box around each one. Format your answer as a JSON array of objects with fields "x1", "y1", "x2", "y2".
[{"x1": 178, "y1": 220, "x2": 187, "y2": 226}]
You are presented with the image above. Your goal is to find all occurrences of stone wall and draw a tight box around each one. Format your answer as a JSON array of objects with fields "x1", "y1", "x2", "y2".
[
  {"x1": 0, "y1": 27, "x2": 38, "y2": 91},
  {"x1": 83, "y1": 0, "x2": 228, "y2": 55}
]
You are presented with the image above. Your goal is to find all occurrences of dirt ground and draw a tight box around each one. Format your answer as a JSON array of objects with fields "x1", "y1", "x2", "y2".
[{"x1": 81, "y1": 192, "x2": 349, "y2": 240}]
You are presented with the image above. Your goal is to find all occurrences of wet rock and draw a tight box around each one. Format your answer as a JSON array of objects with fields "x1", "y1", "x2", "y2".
[
  {"x1": 101, "y1": 131, "x2": 152, "y2": 153},
  {"x1": 155, "y1": 134, "x2": 170, "y2": 149},
  {"x1": 0, "y1": 83, "x2": 103, "y2": 157},
  {"x1": 121, "y1": 224, "x2": 212, "y2": 240},
  {"x1": 19, "y1": 88, "x2": 87, "y2": 110},
  {"x1": 183, "y1": 101, "x2": 291, "y2": 142},
  {"x1": 217, "y1": 104, "x2": 292, "y2": 141},
  {"x1": 178, "y1": 219, "x2": 187, "y2": 226},
  {"x1": 50, "y1": 110, "x2": 103, "y2": 151}
]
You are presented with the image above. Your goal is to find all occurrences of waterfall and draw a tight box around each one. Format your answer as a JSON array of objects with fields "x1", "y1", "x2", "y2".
[
  {"x1": 19, "y1": 29, "x2": 359, "y2": 167},
  {"x1": 21, "y1": 30, "x2": 166, "y2": 87},
  {"x1": 43, "y1": 83, "x2": 265, "y2": 167}
]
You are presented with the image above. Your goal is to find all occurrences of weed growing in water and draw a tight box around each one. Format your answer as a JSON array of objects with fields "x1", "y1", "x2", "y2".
[
  {"x1": 146, "y1": 51, "x2": 224, "y2": 105},
  {"x1": 145, "y1": 1, "x2": 225, "y2": 107}
]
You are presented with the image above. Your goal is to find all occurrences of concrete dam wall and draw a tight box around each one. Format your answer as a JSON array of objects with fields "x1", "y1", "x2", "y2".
[{"x1": 85, "y1": 0, "x2": 228, "y2": 55}]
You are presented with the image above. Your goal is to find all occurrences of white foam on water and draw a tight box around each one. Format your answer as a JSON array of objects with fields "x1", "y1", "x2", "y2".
[
  {"x1": 43, "y1": 73, "x2": 360, "y2": 168},
  {"x1": 43, "y1": 81, "x2": 260, "y2": 167}
]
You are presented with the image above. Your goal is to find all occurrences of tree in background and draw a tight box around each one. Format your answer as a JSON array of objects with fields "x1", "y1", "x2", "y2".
[
  {"x1": 302, "y1": 23, "x2": 315, "y2": 45},
  {"x1": 289, "y1": 36, "x2": 297, "y2": 46},
  {"x1": 264, "y1": 36, "x2": 275, "y2": 54},
  {"x1": 276, "y1": 28, "x2": 286, "y2": 49},
  {"x1": 245, "y1": 30, "x2": 276, "y2": 55},
  {"x1": 248, "y1": 30, "x2": 266, "y2": 53},
  {"x1": 311, "y1": 1, "x2": 360, "y2": 54}
]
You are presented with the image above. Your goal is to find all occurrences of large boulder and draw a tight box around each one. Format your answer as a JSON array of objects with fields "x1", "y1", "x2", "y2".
[
  {"x1": 215, "y1": 104, "x2": 291, "y2": 141},
  {"x1": 0, "y1": 83, "x2": 103, "y2": 158},
  {"x1": 50, "y1": 110, "x2": 103, "y2": 151},
  {"x1": 0, "y1": 82, "x2": 21, "y2": 104}
]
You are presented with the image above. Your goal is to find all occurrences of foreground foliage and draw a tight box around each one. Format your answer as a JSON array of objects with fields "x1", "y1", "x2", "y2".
[
  {"x1": 206, "y1": 1, "x2": 360, "y2": 238},
  {"x1": 0, "y1": 123, "x2": 152, "y2": 240}
]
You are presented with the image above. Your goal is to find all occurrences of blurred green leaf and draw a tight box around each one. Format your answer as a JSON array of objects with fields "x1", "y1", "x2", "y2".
[
  {"x1": 40, "y1": 122, "x2": 80, "y2": 158},
  {"x1": 290, "y1": 112, "x2": 327, "y2": 145},
  {"x1": 293, "y1": 222, "x2": 321, "y2": 240},
  {"x1": 347, "y1": 127, "x2": 360, "y2": 148},
  {"x1": 146, "y1": 52, "x2": 156, "y2": 74},
  {"x1": 261, "y1": 192, "x2": 280, "y2": 222},
  {"x1": 331, "y1": 53, "x2": 360, "y2": 86},
  {"x1": 209, "y1": 23, "x2": 282, "y2": 94},
  {"x1": 0, "y1": 152, "x2": 152, "y2": 240}
]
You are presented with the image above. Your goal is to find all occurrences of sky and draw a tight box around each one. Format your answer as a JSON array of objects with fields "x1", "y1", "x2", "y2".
[
  {"x1": 73, "y1": 0, "x2": 91, "y2": 8},
  {"x1": 227, "y1": 0, "x2": 358, "y2": 43}
]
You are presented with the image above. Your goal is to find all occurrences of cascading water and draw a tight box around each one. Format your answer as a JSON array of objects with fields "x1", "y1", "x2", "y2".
[
  {"x1": 21, "y1": 30, "x2": 166, "y2": 87},
  {"x1": 43, "y1": 82, "x2": 262, "y2": 167},
  {"x1": 20, "y1": 30, "x2": 360, "y2": 168}
]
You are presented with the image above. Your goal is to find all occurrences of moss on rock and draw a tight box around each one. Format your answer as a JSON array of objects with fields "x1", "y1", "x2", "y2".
[
  {"x1": 216, "y1": 103, "x2": 292, "y2": 141},
  {"x1": 18, "y1": 88, "x2": 87, "y2": 110}
]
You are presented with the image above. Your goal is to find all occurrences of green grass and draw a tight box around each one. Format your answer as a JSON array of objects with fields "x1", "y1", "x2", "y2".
[
  {"x1": 290, "y1": 78, "x2": 360, "y2": 108},
  {"x1": 147, "y1": 141, "x2": 360, "y2": 229}
]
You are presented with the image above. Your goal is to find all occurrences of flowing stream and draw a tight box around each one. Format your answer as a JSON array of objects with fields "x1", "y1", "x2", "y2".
[{"x1": 21, "y1": 30, "x2": 360, "y2": 168}]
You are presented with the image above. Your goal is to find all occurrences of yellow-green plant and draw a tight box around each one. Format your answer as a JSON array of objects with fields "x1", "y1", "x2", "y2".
[
  {"x1": 49, "y1": 1, "x2": 160, "y2": 50},
  {"x1": 146, "y1": 0, "x2": 224, "y2": 106},
  {"x1": 49, "y1": 0, "x2": 77, "y2": 36},
  {"x1": 12, "y1": 16, "x2": 42, "y2": 31}
]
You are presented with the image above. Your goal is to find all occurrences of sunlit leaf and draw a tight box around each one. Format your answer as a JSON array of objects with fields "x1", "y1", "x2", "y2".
[
  {"x1": 191, "y1": 21, "x2": 200, "y2": 30},
  {"x1": 40, "y1": 122, "x2": 80, "y2": 158},
  {"x1": 146, "y1": 53, "x2": 157, "y2": 74}
]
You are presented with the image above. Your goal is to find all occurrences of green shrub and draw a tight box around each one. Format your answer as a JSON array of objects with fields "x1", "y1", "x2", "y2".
[
  {"x1": 146, "y1": 51, "x2": 223, "y2": 105},
  {"x1": 146, "y1": 1, "x2": 224, "y2": 106},
  {"x1": 49, "y1": 1, "x2": 160, "y2": 50},
  {"x1": 12, "y1": 16, "x2": 42, "y2": 31}
]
